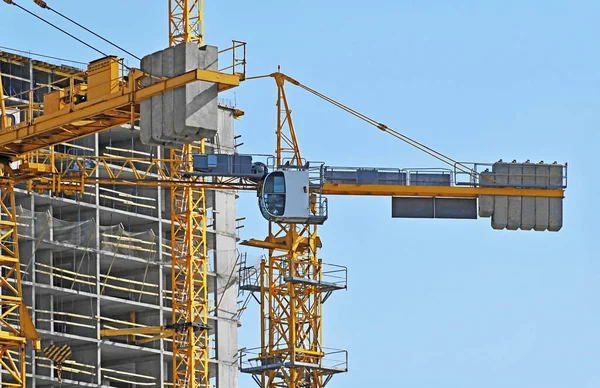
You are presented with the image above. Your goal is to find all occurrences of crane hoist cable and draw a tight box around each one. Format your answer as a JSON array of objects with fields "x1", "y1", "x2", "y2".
[
  {"x1": 298, "y1": 81, "x2": 479, "y2": 177},
  {"x1": 248, "y1": 72, "x2": 482, "y2": 180},
  {"x1": 32, "y1": 0, "x2": 141, "y2": 61},
  {"x1": 0, "y1": 45, "x2": 87, "y2": 65},
  {"x1": 3, "y1": 0, "x2": 111, "y2": 62}
]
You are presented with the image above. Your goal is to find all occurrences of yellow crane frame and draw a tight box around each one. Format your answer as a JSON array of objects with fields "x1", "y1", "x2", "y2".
[{"x1": 0, "y1": 2, "x2": 565, "y2": 388}]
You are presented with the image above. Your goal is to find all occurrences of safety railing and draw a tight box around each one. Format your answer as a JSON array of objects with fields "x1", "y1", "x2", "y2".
[
  {"x1": 238, "y1": 253, "x2": 261, "y2": 294},
  {"x1": 283, "y1": 260, "x2": 347, "y2": 287},
  {"x1": 321, "y1": 165, "x2": 453, "y2": 187},
  {"x1": 218, "y1": 40, "x2": 247, "y2": 80},
  {"x1": 311, "y1": 194, "x2": 328, "y2": 220},
  {"x1": 321, "y1": 262, "x2": 348, "y2": 289},
  {"x1": 239, "y1": 346, "x2": 348, "y2": 374},
  {"x1": 454, "y1": 161, "x2": 568, "y2": 189}
]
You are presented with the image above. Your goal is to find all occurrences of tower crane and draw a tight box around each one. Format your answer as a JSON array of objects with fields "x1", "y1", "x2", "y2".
[
  {"x1": 16, "y1": 70, "x2": 565, "y2": 388},
  {"x1": 0, "y1": 2, "x2": 566, "y2": 388}
]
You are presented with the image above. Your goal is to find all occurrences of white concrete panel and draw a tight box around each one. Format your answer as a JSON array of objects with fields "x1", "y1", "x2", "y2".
[
  {"x1": 507, "y1": 163, "x2": 522, "y2": 230},
  {"x1": 491, "y1": 163, "x2": 509, "y2": 230},
  {"x1": 521, "y1": 164, "x2": 536, "y2": 230},
  {"x1": 140, "y1": 54, "x2": 156, "y2": 146},
  {"x1": 534, "y1": 164, "x2": 550, "y2": 231},
  {"x1": 140, "y1": 43, "x2": 219, "y2": 146},
  {"x1": 186, "y1": 45, "x2": 218, "y2": 139},
  {"x1": 478, "y1": 171, "x2": 494, "y2": 217},
  {"x1": 150, "y1": 49, "x2": 165, "y2": 145},
  {"x1": 160, "y1": 46, "x2": 176, "y2": 142},
  {"x1": 548, "y1": 165, "x2": 563, "y2": 231}
]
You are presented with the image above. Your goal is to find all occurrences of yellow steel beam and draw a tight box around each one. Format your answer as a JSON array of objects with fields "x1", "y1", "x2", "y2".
[
  {"x1": 101, "y1": 326, "x2": 176, "y2": 345},
  {"x1": 21, "y1": 152, "x2": 258, "y2": 194},
  {"x1": 241, "y1": 235, "x2": 322, "y2": 253},
  {"x1": 168, "y1": 3, "x2": 209, "y2": 386},
  {"x1": 101, "y1": 327, "x2": 169, "y2": 337},
  {"x1": 321, "y1": 183, "x2": 565, "y2": 198},
  {"x1": 170, "y1": 143, "x2": 210, "y2": 388},
  {"x1": 0, "y1": 185, "x2": 40, "y2": 388}
]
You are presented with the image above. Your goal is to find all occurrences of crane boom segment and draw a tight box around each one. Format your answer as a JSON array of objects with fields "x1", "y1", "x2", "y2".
[{"x1": 0, "y1": 65, "x2": 239, "y2": 156}]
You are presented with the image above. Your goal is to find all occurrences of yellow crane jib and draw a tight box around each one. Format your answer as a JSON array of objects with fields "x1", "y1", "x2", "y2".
[{"x1": 190, "y1": 154, "x2": 566, "y2": 231}]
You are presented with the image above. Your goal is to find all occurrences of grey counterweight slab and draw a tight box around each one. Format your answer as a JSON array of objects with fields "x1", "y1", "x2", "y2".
[
  {"x1": 534, "y1": 164, "x2": 550, "y2": 231},
  {"x1": 478, "y1": 162, "x2": 564, "y2": 232},
  {"x1": 521, "y1": 163, "x2": 536, "y2": 230},
  {"x1": 507, "y1": 163, "x2": 523, "y2": 230},
  {"x1": 491, "y1": 162, "x2": 509, "y2": 230},
  {"x1": 548, "y1": 165, "x2": 563, "y2": 231},
  {"x1": 478, "y1": 171, "x2": 495, "y2": 218},
  {"x1": 141, "y1": 43, "x2": 219, "y2": 147}
]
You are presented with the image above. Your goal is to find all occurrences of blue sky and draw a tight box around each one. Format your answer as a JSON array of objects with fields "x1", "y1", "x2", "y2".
[{"x1": 2, "y1": 1, "x2": 598, "y2": 387}]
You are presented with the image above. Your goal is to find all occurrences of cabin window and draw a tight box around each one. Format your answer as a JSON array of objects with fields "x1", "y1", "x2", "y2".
[{"x1": 263, "y1": 172, "x2": 286, "y2": 216}]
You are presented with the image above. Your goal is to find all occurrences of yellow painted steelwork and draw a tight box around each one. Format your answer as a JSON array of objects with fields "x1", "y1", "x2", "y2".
[
  {"x1": 241, "y1": 72, "x2": 330, "y2": 387},
  {"x1": 102, "y1": 326, "x2": 178, "y2": 345},
  {"x1": 170, "y1": 143, "x2": 210, "y2": 388},
  {"x1": 169, "y1": 0, "x2": 203, "y2": 46},
  {"x1": 23, "y1": 152, "x2": 258, "y2": 193},
  {"x1": 0, "y1": 67, "x2": 239, "y2": 156},
  {"x1": 106, "y1": 4, "x2": 212, "y2": 388},
  {"x1": 0, "y1": 184, "x2": 40, "y2": 388},
  {"x1": 321, "y1": 183, "x2": 565, "y2": 198},
  {"x1": 86, "y1": 56, "x2": 120, "y2": 101},
  {"x1": 169, "y1": 3, "x2": 209, "y2": 385},
  {"x1": 21, "y1": 152, "x2": 565, "y2": 198}
]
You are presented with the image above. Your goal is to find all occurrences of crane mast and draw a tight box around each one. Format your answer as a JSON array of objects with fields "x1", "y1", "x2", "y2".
[
  {"x1": 168, "y1": 1, "x2": 210, "y2": 387},
  {"x1": 169, "y1": 0, "x2": 204, "y2": 46},
  {"x1": 239, "y1": 73, "x2": 347, "y2": 387}
]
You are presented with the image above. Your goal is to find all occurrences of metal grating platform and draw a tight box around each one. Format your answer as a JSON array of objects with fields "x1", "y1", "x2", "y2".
[{"x1": 283, "y1": 276, "x2": 346, "y2": 293}]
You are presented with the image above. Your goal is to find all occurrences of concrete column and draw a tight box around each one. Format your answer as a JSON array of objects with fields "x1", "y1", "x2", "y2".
[
  {"x1": 94, "y1": 133, "x2": 102, "y2": 386},
  {"x1": 212, "y1": 107, "x2": 239, "y2": 388}
]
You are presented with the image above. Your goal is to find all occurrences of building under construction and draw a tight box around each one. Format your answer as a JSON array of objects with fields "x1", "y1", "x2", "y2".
[{"x1": 1, "y1": 49, "x2": 241, "y2": 388}]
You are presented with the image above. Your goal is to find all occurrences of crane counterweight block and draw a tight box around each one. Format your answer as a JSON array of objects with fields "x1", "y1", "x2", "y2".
[
  {"x1": 478, "y1": 161, "x2": 565, "y2": 231},
  {"x1": 140, "y1": 43, "x2": 223, "y2": 147}
]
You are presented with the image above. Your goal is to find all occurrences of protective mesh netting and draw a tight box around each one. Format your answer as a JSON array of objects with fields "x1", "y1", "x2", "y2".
[{"x1": 16, "y1": 206, "x2": 171, "y2": 261}]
